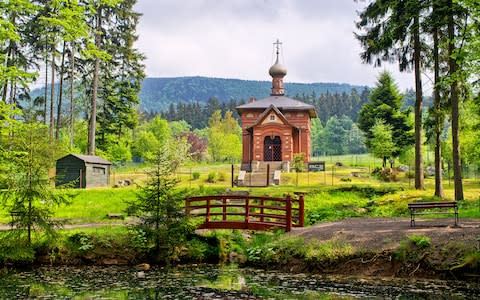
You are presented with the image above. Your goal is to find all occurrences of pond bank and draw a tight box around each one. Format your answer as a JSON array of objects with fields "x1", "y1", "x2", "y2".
[{"x1": 2, "y1": 218, "x2": 480, "y2": 281}]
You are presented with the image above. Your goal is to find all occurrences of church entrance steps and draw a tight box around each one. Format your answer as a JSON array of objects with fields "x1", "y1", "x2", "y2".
[{"x1": 237, "y1": 163, "x2": 282, "y2": 187}]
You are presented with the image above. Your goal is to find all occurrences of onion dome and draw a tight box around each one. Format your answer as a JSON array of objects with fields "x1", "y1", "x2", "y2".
[{"x1": 269, "y1": 58, "x2": 287, "y2": 77}]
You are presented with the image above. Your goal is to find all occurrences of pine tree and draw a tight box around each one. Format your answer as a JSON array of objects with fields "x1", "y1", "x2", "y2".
[{"x1": 358, "y1": 72, "x2": 414, "y2": 166}]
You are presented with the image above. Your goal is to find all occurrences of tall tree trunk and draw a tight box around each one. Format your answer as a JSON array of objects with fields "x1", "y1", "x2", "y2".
[
  {"x1": 10, "y1": 82, "x2": 16, "y2": 105},
  {"x1": 2, "y1": 13, "x2": 16, "y2": 103},
  {"x1": 56, "y1": 41, "x2": 66, "y2": 140},
  {"x1": 50, "y1": 48, "x2": 55, "y2": 142},
  {"x1": 2, "y1": 46, "x2": 13, "y2": 103},
  {"x1": 44, "y1": 39, "x2": 48, "y2": 124},
  {"x1": 88, "y1": 8, "x2": 101, "y2": 155},
  {"x1": 448, "y1": 4, "x2": 464, "y2": 200},
  {"x1": 413, "y1": 13, "x2": 424, "y2": 190},
  {"x1": 433, "y1": 27, "x2": 444, "y2": 199},
  {"x1": 69, "y1": 44, "x2": 75, "y2": 148}
]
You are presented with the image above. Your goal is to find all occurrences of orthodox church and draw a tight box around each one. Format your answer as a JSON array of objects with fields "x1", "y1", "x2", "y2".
[{"x1": 236, "y1": 41, "x2": 317, "y2": 174}]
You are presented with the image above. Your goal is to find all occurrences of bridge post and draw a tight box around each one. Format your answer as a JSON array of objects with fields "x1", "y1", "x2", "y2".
[
  {"x1": 245, "y1": 197, "x2": 250, "y2": 228},
  {"x1": 185, "y1": 199, "x2": 190, "y2": 217},
  {"x1": 260, "y1": 198, "x2": 264, "y2": 223},
  {"x1": 222, "y1": 197, "x2": 227, "y2": 221},
  {"x1": 206, "y1": 198, "x2": 211, "y2": 225},
  {"x1": 286, "y1": 194, "x2": 292, "y2": 232},
  {"x1": 299, "y1": 194, "x2": 305, "y2": 227}
]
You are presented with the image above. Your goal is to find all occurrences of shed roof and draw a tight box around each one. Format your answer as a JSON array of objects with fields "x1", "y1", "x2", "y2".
[
  {"x1": 59, "y1": 154, "x2": 112, "y2": 165},
  {"x1": 236, "y1": 95, "x2": 317, "y2": 118}
]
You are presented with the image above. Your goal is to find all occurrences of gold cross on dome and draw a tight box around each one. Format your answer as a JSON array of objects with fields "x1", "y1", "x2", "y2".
[{"x1": 273, "y1": 39, "x2": 282, "y2": 54}]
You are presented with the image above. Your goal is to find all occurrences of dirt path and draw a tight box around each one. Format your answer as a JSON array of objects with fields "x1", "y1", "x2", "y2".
[
  {"x1": 0, "y1": 222, "x2": 125, "y2": 231},
  {"x1": 289, "y1": 217, "x2": 480, "y2": 251}
]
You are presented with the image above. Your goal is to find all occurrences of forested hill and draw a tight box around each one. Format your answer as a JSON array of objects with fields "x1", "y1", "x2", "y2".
[{"x1": 140, "y1": 76, "x2": 367, "y2": 112}]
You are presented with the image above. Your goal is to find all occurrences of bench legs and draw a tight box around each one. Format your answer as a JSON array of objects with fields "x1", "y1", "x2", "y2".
[
  {"x1": 410, "y1": 209, "x2": 459, "y2": 227},
  {"x1": 454, "y1": 207, "x2": 459, "y2": 227}
]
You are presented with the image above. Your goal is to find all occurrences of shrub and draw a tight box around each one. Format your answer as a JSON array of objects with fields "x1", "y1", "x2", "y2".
[
  {"x1": 206, "y1": 172, "x2": 216, "y2": 183},
  {"x1": 371, "y1": 167, "x2": 397, "y2": 182},
  {"x1": 395, "y1": 235, "x2": 431, "y2": 263},
  {"x1": 0, "y1": 232, "x2": 35, "y2": 264},
  {"x1": 67, "y1": 232, "x2": 94, "y2": 252},
  {"x1": 218, "y1": 172, "x2": 227, "y2": 182},
  {"x1": 405, "y1": 171, "x2": 415, "y2": 179},
  {"x1": 408, "y1": 235, "x2": 431, "y2": 248},
  {"x1": 192, "y1": 172, "x2": 200, "y2": 180}
]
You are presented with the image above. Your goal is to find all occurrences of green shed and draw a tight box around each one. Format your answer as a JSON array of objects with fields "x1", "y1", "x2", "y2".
[{"x1": 56, "y1": 154, "x2": 111, "y2": 188}]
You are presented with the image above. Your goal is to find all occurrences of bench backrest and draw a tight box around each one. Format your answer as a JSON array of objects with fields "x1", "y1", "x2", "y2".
[{"x1": 408, "y1": 201, "x2": 457, "y2": 209}]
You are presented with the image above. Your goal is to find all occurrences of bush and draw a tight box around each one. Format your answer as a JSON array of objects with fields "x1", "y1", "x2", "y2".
[
  {"x1": 408, "y1": 235, "x2": 431, "y2": 249},
  {"x1": 192, "y1": 172, "x2": 200, "y2": 180},
  {"x1": 0, "y1": 232, "x2": 35, "y2": 264},
  {"x1": 218, "y1": 172, "x2": 227, "y2": 182},
  {"x1": 206, "y1": 172, "x2": 216, "y2": 183},
  {"x1": 371, "y1": 167, "x2": 397, "y2": 182},
  {"x1": 405, "y1": 171, "x2": 415, "y2": 179}
]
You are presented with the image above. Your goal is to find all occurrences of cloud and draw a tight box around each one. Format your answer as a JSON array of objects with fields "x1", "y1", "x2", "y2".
[{"x1": 134, "y1": 0, "x2": 419, "y2": 90}]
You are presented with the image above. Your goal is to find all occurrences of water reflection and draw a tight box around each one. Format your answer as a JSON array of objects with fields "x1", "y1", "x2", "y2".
[{"x1": 0, "y1": 265, "x2": 479, "y2": 299}]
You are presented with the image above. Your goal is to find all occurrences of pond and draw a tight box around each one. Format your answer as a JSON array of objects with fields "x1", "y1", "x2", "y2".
[{"x1": 0, "y1": 265, "x2": 479, "y2": 299}]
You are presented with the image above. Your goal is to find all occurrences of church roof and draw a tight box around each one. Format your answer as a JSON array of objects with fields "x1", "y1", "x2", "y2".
[
  {"x1": 247, "y1": 104, "x2": 298, "y2": 130},
  {"x1": 236, "y1": 95, "x2": 317, "y2": 118}
]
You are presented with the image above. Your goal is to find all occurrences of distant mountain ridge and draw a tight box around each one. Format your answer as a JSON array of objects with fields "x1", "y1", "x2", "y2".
[
  {"x1": 140, "y1": 76, "x2": 368, "y2": 112},
  {"x1": 29, "y1": 76, "x2": 368, "y2": 113}
]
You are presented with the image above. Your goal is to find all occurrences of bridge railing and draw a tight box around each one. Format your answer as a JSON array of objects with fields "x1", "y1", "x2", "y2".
[{"x1": 185, "y1": 194, "x2": 304, "y2": 232}]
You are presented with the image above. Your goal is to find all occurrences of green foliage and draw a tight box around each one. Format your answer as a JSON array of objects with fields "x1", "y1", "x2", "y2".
[
  {"x1": 127, "y1": 144, "x2": 194, "y2": 263},
  {"x1": 1, "y1": 122, "x2": 73, "y2": 244},
  {"x1": 305, "y1": 240, "x2": 355, "y2": 263},
  {"x1": 395, "y1": 235, "x2": 431, "y2": 263},
  {"x1": 370, "y1": 119, "x2": 396, "y2": 163},
  {"x1": 127, "y1": 227, "x2": 148, "y2": 254},
  {"x1": 0, "y1": 231, "x2": 35, "y2": 264},
  {"x1": 408, "y1": 235, "x2": 431, "y2": 249},
  {"x1": 206, "y1": 172, "x2": 217, "y2": 183},
  {"x1": 192, "y1": 172, "x2": 200, "y2": 180},
  {"x1": 217, "y1": 172, "x2": 226, "y2": 182},
  {"x1": 207, "y1": 110, "x2": 241, "y2": 162},
  {"x1": 357, "y1": 72, "x2": 414, "y2": 159},
  {"x1": 293, "y1": 153, "x2": 305, "y2": 172},
  {"x1": 67, "y1": 232, "x2": 94, "y2": 252},
  {"x1": 246, "y1": 234, "x2": 305, "y2": 265}
]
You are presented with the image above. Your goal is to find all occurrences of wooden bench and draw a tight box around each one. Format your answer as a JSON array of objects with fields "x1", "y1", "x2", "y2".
[{"x1": 408, "y1": 201, "x2": 458, "y2": 227}]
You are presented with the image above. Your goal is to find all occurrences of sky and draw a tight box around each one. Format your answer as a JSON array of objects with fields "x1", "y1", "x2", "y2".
[{"x1": 133, "y1": 0, "x2": 427, "y2": 92}]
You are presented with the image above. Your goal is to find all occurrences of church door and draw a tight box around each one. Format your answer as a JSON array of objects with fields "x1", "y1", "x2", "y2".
[{"x1": 264, "y1": 136, "x2": 282, "y2": 161}]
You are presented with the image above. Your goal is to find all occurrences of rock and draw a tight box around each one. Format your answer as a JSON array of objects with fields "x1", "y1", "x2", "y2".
[
  {"x1": 228, "y1": 251, "x2": 247, "y2": 264},
  {"x1": 136, "y1": 271, "x2": 145, "y2": 279},
  {"x1": 426, "y1": 166, "x2": 435, "y2": 176},
  {"x1": 124, "y1": 179, "x2": 132, "y2": 186},
  {"x1": 135, "y1": 263, "x2": 150, "y2": 271},
  {"x1": 102, "y1": 258, "x2": 119, "y2": 265},
  {"x1": 335, "y1": 162, "x2": 343, "y2": 167},
  {"x1": 398, "y1": 165, "x2": 409, "y2": 172},
  {"x1": 355, "y1": 208, "x2": 367, "y2": 214}
]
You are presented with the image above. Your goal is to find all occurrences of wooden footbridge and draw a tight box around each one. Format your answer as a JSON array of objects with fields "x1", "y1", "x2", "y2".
[{"x1": 185, "y1": 194, "x2": 304, "y2": 232}]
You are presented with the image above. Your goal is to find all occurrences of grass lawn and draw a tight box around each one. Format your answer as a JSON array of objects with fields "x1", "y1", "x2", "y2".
[{"x1": 1, "y1": 158, "x2": 479, "y2": 225}]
